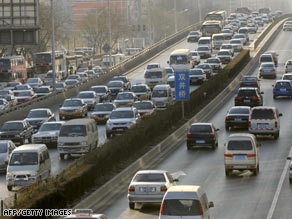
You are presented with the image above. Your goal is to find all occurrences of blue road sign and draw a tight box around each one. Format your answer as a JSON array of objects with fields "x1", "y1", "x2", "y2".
[{"x1": 175, "y1": 71, "x2": 190, "y2": 101}]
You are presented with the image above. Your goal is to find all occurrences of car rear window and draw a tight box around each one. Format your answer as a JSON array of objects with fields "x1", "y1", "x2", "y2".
[
  {"x1": 276, "y1": 82, "x2": 291, "y2": 87},
  {"x1": 238, "y1": 90, "x2": 256, "y2": 96},
  {"x1": 227, "y1": 140, "x2": 253, "y2": 150},
  {"x1": 190, "y1": 125, "x2": 212, "y2": 133},
  {"x1": 162, "y1": 199, "x2": 201, "y2": 216},
  {"x1": 260, "y1": 56, "x2": 272, "y2": 62},
  {"x1": 229, "y1": 108, "x2": 250, "y2": 114},
  {"x1": 251, "y1": 109, "x2": 275, "y2": 119},
  {"x1": 133, "y1": 173, "x2": 166, "y2": 182},
  {"x1": 282, "y1": 75, "x2": 292, "y2": 80}
]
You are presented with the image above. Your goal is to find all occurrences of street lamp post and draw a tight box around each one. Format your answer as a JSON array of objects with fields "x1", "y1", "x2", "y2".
[
  {"x1": 50, "y1": 0, "x2": 56, "y2": 92},
  {"x1": 174, "y1": 0, "x2": 177, "y2": 33},
  {"x1": 108, "y1": 0, "x2": 112, "y2": 67}
]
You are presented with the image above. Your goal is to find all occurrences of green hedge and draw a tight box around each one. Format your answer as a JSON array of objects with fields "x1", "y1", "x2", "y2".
[{"x1": 12, "y1": 49, "x2": 250, "y2": 214}]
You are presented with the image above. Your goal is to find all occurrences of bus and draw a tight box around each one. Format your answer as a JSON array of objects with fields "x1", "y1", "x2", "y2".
[
  {"x1": 201, "y1": 21, "x2": 222, "y2": 37},
  {"x1": 102, "y1": 54, "x2": 126, "y2": 68},
  {"x1": 259, "y1": 8, "x2": 271, "y2": 14},
  {"x1": 236, "y1": 7, "x2": 252, "y2": 15},
  {"x1": 168, "y1": 49, "x2": 193, "y2": 72},
  {"x1": 204, "y1": 10, "x2": 227, "y2": 26},
  {"x1": 33, "y1": 51, "x2": 67, "y2": 79},
  {"x1": 144, "y1": 68, "x2": 167, "y2": 89},
  {"x1": 0, "y1": 56, "x2": 27, "y2": 84}
]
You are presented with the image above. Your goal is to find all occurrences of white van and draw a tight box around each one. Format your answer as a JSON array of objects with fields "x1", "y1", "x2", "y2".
[
  {"x1": 159, "y1": 185, "x2": 214, "y2": 219},
  {"x1": 198, "y1": 37, "x2": 212, "y2": 50},
  {"x1": 248, "y1": 106, "x2": 282, "y2": 139},
  {"x1": 224, "y1": 133, "x2": 259, "y2": 176},
  {"x1": 212, "y1": 33, "x2": 225, "y2": 50},
  {"x1": 167, "y1": 76, "x2": 175, "y2": 97},
  {"x1": 151, "y1": 84, "x2": 173, "y2": 108},
  {"x1": 144, "y1": 68, "x2": 168, "y2": 89},
  {"x1": 6, "y1": 144, "x2": 51, "y2": 191},
  {"x1": 58, "y1": 119, "x2": 98, "y2": 159},
  {"x1": 168, "y1": 49, "x2": 193, "y2": 72}
]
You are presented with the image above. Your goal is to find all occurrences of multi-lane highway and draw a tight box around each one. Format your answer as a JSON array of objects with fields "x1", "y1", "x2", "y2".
[
  {"x1": 0, "y1": 24, "x2": 265, "y2": 204},
  {"x1": 99, "y1": 29, "x2": 292, "y2": 218}
]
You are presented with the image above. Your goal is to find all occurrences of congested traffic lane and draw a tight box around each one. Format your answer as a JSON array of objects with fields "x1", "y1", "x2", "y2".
[
  {"x1": 102, "y1": 29, "x2": 292, "y2": 218},
  {"x1": 0, "y1": 25, "x2": 264, "y2": 201}
]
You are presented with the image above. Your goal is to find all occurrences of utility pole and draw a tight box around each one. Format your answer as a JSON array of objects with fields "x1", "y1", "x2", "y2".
[
  {"x1": 148, "y1": 0, "x2": 152, "y2": 46},
  {"x1": 50, "y1": 0, "x2": 56, "y2": 92}
]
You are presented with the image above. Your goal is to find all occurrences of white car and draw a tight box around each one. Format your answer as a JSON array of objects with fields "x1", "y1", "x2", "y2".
[
  {"x1": 77, "y1": 91, "x2": 99, "y2": 110},
  {"x1": 190, "y1": 50, "x2": 200, "y2": 65},
  {"x1": 230, "y1": 39, "x2": 243, "y2": 52},
  {"x1": 283, "y1": 21, "x2": 292, "y2": 31},
  {"x1": 220, "y1": 44, "x2": 234, "y2": 56},
  {"x1": 127, "y1": 170, "x2": 178, "y2": 210},
  {"x1": 287, "y1": 157, "x2": 292, "y2": 184},
  {"x1": 233, "y1": 33, "x2": 247, "y2": 45},
  {"x1": 285, "y1": 60, "x2": 292, "y2": 73},
  {"x1": 189, "y1": 68, "x2": 205, "y2": 85}
]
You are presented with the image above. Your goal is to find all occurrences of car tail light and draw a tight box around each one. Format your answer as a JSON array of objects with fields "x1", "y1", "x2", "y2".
[
  {"x1": 247, "y1": 154, "x2": 256, "y2": 157},
  {"x1": 272, "y1": 69, "x2": 276, "y2": 72},
  {"x1": 128, "y1": 186, "x2": 135, "y2": 192},
  {"x1": 224, "y1": 154, "x2": 233, "y2": 157},
  {"x1": 248, "y1": 121, "x2": 251, "y2": 127},
  {"x1": 187, "y1": 131, "x2": 191, "y2": 137},
  {"x1": 160, "y1": 186, "x2": 168, "y2": 192},
  {"x1": 275, "y1": 121, "x2": 278, "y2": 128},
  {"x1": 240, "y1": 82, "x2": 244, "y2": 86},
  {"x1": 290, "y1": 166, "x2": 292, "y2": 171},
  {"x1": 273, "y1": 87, "x2": 277, "y2": 91},
  {"x1": 251, "y1": 96, "x2": 259, "y2": 100},
  {"x1": 210, "y1": 132, "x2": 214, "y2": 137},
  {"x1": 235, "y1": 96, "x2": 242, "y2": 100},
  {"x1": 160, "y1": 200, "x2": 165, "y2": 215},
  {"x1": 226, "y1": 116, "x2": 230, "y2": 120},
  {"x1": 198, "y1": 201, "x2": 203, "y2": 215},
  {"x1": 259, "y1": 69, "x2": 263, "y2": 72}
]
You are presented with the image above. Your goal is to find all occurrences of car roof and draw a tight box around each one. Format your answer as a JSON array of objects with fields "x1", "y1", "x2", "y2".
[
  {"x1": 13, "y1": 144, "x2": 47, "y2": 152},
  {"x1": 65, "y1": 98, "x2": 82, "y2": 101},
  {"x1": 113, "y1": 107, "x2": 135, "y2": 112},
  {"x1": 251, "y1": 106, "x2": 276, "y2": 110},
  {"x1": 153, "y1": 84, "x2": 170, "y2": 90},
  {"x1": 136, "y1": 170, "x2": 167, "y2": 174},
  {"x1": 230, "y1": 106, "x2": 251, "y2": 110},
  {"x1": 191, "y1": 122, "x2": 213, "y2": 126},
  {"x1": 275, "y1": 80, "x2": 291, "y2": 83},
  {"x1": 238, "y1": 87, "x2": 258, "y2": 90},
  {"x1": 42, "y1": 121, "x2": 65, "y2": 125},
  {"x1": 228, "y1": 133, "x2": 255, "y2": 139},
  {"x1": 5, "y1": 120, "x2": 24, "y2": 123},
  {"x1": 167, "y1": 185, "x2": 201, "y2": 193},
  {"x1": 79, "y1": 91, "x2": 95, "y2": 94},
  {"x1": 63, "y1": 119, "x2": 95, "y2": 125},
  {"x1": 29, "y1": 108, "x2": 49, "y2": 111}
]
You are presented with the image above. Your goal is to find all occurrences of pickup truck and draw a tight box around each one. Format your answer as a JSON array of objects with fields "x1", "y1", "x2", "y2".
[{"x1": 0, "y1": 120, "x2": 35, "y2": 145}]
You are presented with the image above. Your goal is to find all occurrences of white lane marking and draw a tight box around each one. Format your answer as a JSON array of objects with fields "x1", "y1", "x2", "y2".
[{"x1": 266, "y1": 147, "x2": 292, "y2": 219}]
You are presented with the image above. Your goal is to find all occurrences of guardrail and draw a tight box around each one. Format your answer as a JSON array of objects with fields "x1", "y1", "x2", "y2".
[
  {"x1": 72, "y1": 14, "x2": 291, "y2": 213},
  {"x1": 0, "y1": 22, "x2": 202, "y2": 124}
]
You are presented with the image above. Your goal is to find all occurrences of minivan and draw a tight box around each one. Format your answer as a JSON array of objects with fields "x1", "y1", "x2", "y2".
[
  {"x1": 249, "y1": 107, "x2": 282, "y2": 139},
  {"x1": 198, "y1": 37, "x2": 212, "y2": 51},
  {"x1": 58, "y1": 119, "x2": 98, "y2": 159},
  {"x1": 151, "y1": 85, "x2": 173, "y2": 108},
  {"x1": 6, "y1": 144, "x2": 51, "y2": 191},
  {"x1": 224, "y1": 133, "x2": 259, "y2": 176},
  {"x1": 159, "y1": 185, "x2": 214, "y2": 219}
]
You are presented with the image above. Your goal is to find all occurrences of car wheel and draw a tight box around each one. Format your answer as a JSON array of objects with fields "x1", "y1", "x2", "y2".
[
  {"x1": 225, "y1": 125, "x2": 229, "y2": 131},
  {"x1": 20, "y1": 138, "x2": 25, "y2": 145},
  {"x1": 28, "y1": 136, "x2": 32, "y2": 143},
  {"x1": 274, "y1": 132, "x2": 279, "y2": 139},
  {"x1": 225, "y1": 169, "x2": 230, "y2": 176},
  {"x1": 289, "y1": 178, "x2": 292, "y2": 184},
  {"x1": 129, "y1": 202, "x2": 135, "y2": 210},
  {"x1": 253, "y1": 166, "x2": 259, "y2": 176},
  {"x1": 273, "y1": 95, "x2": 276, "y2": 99},
  {"x1": 60, "y1": 154, "x2": 65, "y2": 160},
  {"x1": 106, "y1": 132, "x2": 111, "y2": 138},
  {"x1": 7, "y1": 186, "x2": 12, "y2": 191}
]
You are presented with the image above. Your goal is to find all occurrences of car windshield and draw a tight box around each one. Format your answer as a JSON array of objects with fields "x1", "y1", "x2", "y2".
[
  {"x1": 261, "y1": 63, "x2": 274, "y2": 68},
  {"x1": 152, "y1": 90, "x2": 167, "y2": 97},
  {"x1": 190, "y1": 125, "x2": 212, "y2": 132},
  {"x1": 108, "y1": 81, "x2": 123, "y2": 87},
  {"x1": 63, "y1": 100, "x2": 82, "y2": 107},
  {"x1": 16, "y1": 85, "x2": 29, "y2": 90},
  {"x1": 144, "y1": 71, "x2": 162, "y2": 79},
  {"x1": 112, "y1": 77, "x2": 127, "y2": 83},
  {"x1": 231, "y1": 40, "x2": 241, "y2": 44},
  {"x1": 170, "y1": 55, "x2": 188, "y2": 64},
  {"x1": 221, "y1": 45, "x2": 232, "y2": 49},
  {"x1": 229, "y1": 108, "x2": 250, "y2": 114},
  {"x1": 0, "y1": 90, "x2": 9, "y2": 95},
  {"x1": 91, "y1": 87, "x2": 106, "y2": 93},
  {"x1": 282, "y1": 75, "x2": 292, "y2": 80},
  {"x1": 198, "y1": 47, "x2": 208, "y2": 51},
  {"x1": 65, "y1": 80, "x2": 77, "y2": 85},
  {"x1": 207, "y1": 59, "x2": 220, "y2": 63},
  {"x1": 35, "y1": 88, "x2": 49, "y2": 93},
  {"x1": 251, "y1": 109, "x2": 274, "y2": 119},
  {"x1": 218, "y1": 51, "x2": 229, "y2": 56},
  {"x1": 1, "y1": 122, "x2": 23, "y2": 131},
  {"x1": 78, "y1": 93, "x2": 94, "y2": 98},
  {"x1": 59, "y1": 125, "x2": 86, "y2": 137},
  {"x1": 94, "y1": 104, "x2": 114, "y2": 111},
  {"x1": 275, "y1": 82, "x2": 291, "y2": 87},
  {"x1": 238, "y1": 89, "x2": 256, "y2": 96},
  {"x1": 116, "y1": 93, "x2": 134, "y2": 100},
  {"x1": 191, "y1": 52, "x2": 199, "y2": 56},
  {"x1": 68, "y1": 75, "x2": 79, "y2": 79},
  {"x1": 0, "y1": 143, "x2": 7, "y2": 153},
  {"x1": 27, "y1": 110, "x2": 48, "y2": 118},
  {"x1": 110, "y1": 110, "x2": 134, "y2": 119},
  {"x1": 132, "y1": 86, "x2": 147, "y2": 92},
  {"x1": 27, "y1": 78, "x2": 38, "y2": 83},
  {"x1": 14, "y1": 91, "x2": 31, "y2": 97},
  {"x1": 39, "y1": 123, "x2": 62, "y2": 132},
  {"x1": 198, "y1": 64, "x2": 210, "y2": 69},
  {"x1": 146, "y1": 64, "x2": 159, "y2": 69},
  {"x1": 9, "y1": 152, "x2": 38, "y2": 166},
  {"x1": 167, "y1": 80, "x2": 175, "y2": 88},
  {"x1": 133, "y1": 173, "x2": 166, "y2": 182},
  {"x1": 162, "y1": 199, "x2": 201, "y2": 216},
  {"x1": 56, "y1": 83, "x2": 65, "y2": 88},
  {"x1": 133, "y1": 102, "x2": 153, "y2": 110},
  {"x1": 241, "y1": 77, "x2": 257, "y2": 82},
  {"x1": 227, "y1": 140, "x2": 253, "y2": 150},
  {"x1": 190, "y1": 70, "x2": 203, "y2": 75},
  {"x1": 260, "y1": 56, "x2": 272, "y2": 62},
  {"x1": 189, "y1": 31, "x2": 199, "y2": 36},
  {"x1": 165, "y1": 68, "x2": 174, "y2": 73},
  {"x1": 7, "y1": 82, "x2": 20, "y2": 87}
]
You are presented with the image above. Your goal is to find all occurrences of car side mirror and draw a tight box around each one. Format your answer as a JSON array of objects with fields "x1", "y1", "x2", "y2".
[
  {"x1": 261, "y1": 92, "x2": 264, "y2": 94},
  {"x1": 287, "y1": 157, "x2": 291, "y2": 160},
  {"x1": 5, "y1": 160, "x2": 8, "y2": 165},
  {"x1": 216, "y1": 128, "x2": 220, "y2": 131},
  {"x1": 257, "y1": 143, "x2": 261, "y2": 147},
  {"x1": 174, "y1": 178, "x2": 179, "y2": 182},
  {"x1": 208, "y1": 201, "x2": 214, "y2": 208},
  {"x1": 167, "y1": 61, "x2": 170, "y2": 64},
  {"x1": 272, "y1": 85, "x2": 274, "y2": 87},
  {"x1": 59, "y1": 104, "x2": 62, "y2": 107},
  {"x1": 279, "y1": 113, "x2": 283, "y2": 117}
]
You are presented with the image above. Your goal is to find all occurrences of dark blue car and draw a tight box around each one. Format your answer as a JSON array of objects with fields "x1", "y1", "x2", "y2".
[{"x1": 273, "y1": 80, "x2": 292, "y2": 99}]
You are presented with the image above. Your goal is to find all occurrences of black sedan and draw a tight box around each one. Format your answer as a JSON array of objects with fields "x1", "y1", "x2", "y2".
[{"x1": 225, "y1": 106, "x2": 250, "y2": 130}]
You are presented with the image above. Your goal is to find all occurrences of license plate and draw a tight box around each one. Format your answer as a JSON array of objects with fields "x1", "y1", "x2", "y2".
[
  {"x1": 116, "y1": 128, "x2": 124, "y2": 132},
  {"x1": 15, "y1": 181, "x2": 27, "y2": 186},
  {"x1": 234, "y1": 155, "x2": 246, "y2": 160},
  {"x1": 280, "y1": 89, "x2": 286, "y2": 92},
  {"x1": 98, "y1": 117, "x2": 104, "y2": 120},
  {"x1": 234, "y1": 118, "x2": 242, "y2": 122},
  {"x1": 148, "y1": 187, "x2": 156, "y2": 192},
  {"x1": 257, "y1": 124, "x2": 268, "y2": 129},
  {"x1": 69, "y1": 149, "x2": 77, "y2": 152},
  {"x1": 244, "y1": 100, "x2": 250, "y2": 103},
  {"x1": 67, "y1": 112, "x2": 72, "y2": 115},
  {"x1": 139, "y1": 187, "x2": 147, "y2": 192},
  {"x1": 196, "y1": 140, "x2": 205, "y2": 144}
]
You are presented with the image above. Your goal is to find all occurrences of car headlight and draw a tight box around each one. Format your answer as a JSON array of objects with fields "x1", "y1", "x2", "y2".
[
  {"x1": 7, "y1": 173, "x2": 14, "y2": 179},
  {"x1": 81, "y1": 141, "x2": 87, "y2": 146},
  {"x1": 58, "y1": 142, "x2": 64, "y2": 146},
  {"x1": 15, "y1": 134, "x2": 20, "y2": 138},
  {"x1": 106, "y1": 120, "x2": 113, "y2": 127}
]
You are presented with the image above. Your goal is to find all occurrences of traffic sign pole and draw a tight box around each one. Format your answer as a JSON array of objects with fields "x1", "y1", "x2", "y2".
[{"x1": 175, "y1": 71, "x2": 190, "y2": 119}]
